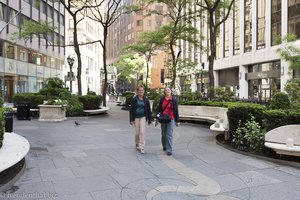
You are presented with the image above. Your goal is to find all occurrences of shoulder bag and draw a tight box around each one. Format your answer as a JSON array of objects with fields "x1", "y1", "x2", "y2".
[{"x1": 157, "y1": 100, "x2": 171, "y2": 123}]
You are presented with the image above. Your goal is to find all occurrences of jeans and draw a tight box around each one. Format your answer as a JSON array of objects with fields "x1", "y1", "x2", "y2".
[{"x1": 161, "y1": 120, "x2": 175, "y2": 153}]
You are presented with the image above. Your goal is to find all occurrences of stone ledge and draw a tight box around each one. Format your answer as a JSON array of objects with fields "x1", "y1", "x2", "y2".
[
  {"x1": 265, "y1": 142, "x2": 300, "y2": 157},
  {"x1": 83, "y1": 107, "x2": 111, "y2": 115}
]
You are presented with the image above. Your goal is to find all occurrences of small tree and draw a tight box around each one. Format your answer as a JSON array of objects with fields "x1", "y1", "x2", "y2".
[
  {"x1": 141, "y1": 0, "x2": 199, "y2": 91},
  {"x1": 285, "y1": 78, "x2": 300, "y2": 108},
  {"x1": 114, "y1": 54, "x2": 145, "y2": 90},
  {"x1": 87, "y1": 0, "x2": 139, "y2": 106},
  {"x1": 276, "y1": 34, "x2": 300, "y2": 70},
  {"x1": 123, "y1": 31, "x2": 165, "y2": 91},
  {"x1": 11, "y1": 20, "x2": 55, "y2": 45}
]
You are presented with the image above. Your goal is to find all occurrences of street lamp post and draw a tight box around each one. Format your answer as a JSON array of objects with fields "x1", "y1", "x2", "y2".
[{"x1": 67, "y1": 56, "x2": 75, "y2": 93}]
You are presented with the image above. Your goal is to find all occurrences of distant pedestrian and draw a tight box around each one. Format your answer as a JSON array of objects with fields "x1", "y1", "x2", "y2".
[
  {"x1": 129, "y1": 85, "x2": 152, "y2": 154},
  {"x1": 156, "y1": 87, "x2": 179, "y2": 156}
]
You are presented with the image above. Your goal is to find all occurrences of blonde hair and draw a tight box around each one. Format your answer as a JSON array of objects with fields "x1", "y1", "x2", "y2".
[{"x1": 137, "y1": 85, "x2": 145, "y2": 91}]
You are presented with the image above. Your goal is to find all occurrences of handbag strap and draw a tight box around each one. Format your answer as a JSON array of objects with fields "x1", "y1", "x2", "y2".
[{"x1": 161, "y1": 99, "x2": 171, "y2": 113}]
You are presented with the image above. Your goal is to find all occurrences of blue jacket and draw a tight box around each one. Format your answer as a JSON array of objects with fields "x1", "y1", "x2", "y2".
[
  {"x1": 129, "y1": 96, "x2": 152, "y2": 124},
  {"x1": 157, "y1": 97, "x2": 179, "y2": 123}
]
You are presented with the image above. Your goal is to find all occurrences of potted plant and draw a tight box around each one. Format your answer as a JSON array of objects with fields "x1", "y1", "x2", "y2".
[{"x1": 38, "y1": 78, "x2": 69, "y2": 122}]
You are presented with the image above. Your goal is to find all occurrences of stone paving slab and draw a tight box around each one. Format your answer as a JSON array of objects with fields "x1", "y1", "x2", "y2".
[{"x1": 1, "y1": 101, "x2": 300, "y2": 200}]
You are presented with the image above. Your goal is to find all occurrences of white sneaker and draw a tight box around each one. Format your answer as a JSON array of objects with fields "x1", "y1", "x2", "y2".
[{"x1": 140, "y1": 149, "x2": 145, "y2": 154}]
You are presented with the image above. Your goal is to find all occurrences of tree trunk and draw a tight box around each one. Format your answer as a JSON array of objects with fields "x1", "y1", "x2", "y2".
[
  {"x1": 208, "y1": 12, "x2": 217, "y2": 99},
  {"x1": 170, "y1": 43, "x2": 177, "y2": 90},
  {"x1": 145, "y1": 57, "x2": 149, "y2": 92},
  {"x1": 73, "y1": 17, "x2": 82, "y2": 95},
  {"x1": 102, "y1": 29, "x2": 108, "y2": 107}
]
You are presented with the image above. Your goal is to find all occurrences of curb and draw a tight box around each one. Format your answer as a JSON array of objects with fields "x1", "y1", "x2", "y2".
[
  {"x1": 215, "y1": 135, "x2": 300, "y2": 169},
  {"x1": 0, "y1": 158, "x2": 26, "y2": 192}
]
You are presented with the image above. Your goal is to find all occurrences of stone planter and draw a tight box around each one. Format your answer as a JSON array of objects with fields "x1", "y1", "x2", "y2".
[{"x1": 38, "y1": 104, "x2": 67, "y2": 122}]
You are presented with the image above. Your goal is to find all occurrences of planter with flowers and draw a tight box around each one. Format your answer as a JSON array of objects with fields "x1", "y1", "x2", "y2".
[
  {"x1": 38, "y1": 99, "x2": 67, "y2": 122},
  {"x1": 37, "y1": 78, "x2": 71, "y2": 122}
]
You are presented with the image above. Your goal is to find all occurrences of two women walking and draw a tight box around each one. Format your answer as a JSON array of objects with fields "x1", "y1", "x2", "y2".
[{"x1": 129, "y1": 86, "x2": 179, "y2": 156}]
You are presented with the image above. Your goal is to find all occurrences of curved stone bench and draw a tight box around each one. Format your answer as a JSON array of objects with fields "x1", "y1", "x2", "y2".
[
  {"x1": 0, "y1": 132, "x2": 30, "y2": 191},
  {"x1": 264, "y1": 125, "x2": 300, "y2": 157},
  {"x1": 83, "y1": 107, "x2": 111, "y2": 115},
  {"x1": 179, "y1": 105, "x2": 229, "y2": 138},
  {"x1": 0, "y1": 133, "x2": 30, "y2": 173}
]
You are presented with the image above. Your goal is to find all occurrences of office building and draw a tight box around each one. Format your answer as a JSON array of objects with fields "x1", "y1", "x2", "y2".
[{"x1": 0, "y1": 0, "x2": 65, "y2": 102}]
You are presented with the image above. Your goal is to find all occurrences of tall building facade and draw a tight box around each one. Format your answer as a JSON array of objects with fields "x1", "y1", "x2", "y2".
[
  {"x1": 65, "y1": 6, "x2": 103, "y2": 95},
  {"x1": 107, "y1": 0, "x2": 168, "y2": 93},
  {"x1": 181, "y1": 0, "x2": 300, "y2": 101},
  {"x1": 0, "y1": 0, "x2": 65, "y2": 102}
]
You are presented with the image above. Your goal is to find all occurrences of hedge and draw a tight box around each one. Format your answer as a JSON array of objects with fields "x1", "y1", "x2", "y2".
[
  {"x1": 179, "y1": 100, "x2": 231, "y2": 107},
  {"x1": 227, "y1": 102, "x2": 266, "y2": 134},
  {"x1": 12, "y1": 93, "x2": 46, "y2": 109},
  {"x1": 78, "y1": 95, "x2": 103, "y2": 110}
]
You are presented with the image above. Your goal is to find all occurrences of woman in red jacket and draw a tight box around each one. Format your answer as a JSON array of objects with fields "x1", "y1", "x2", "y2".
[{"x1": 157, "y1": 87, "x2": 179, "y2": 156}]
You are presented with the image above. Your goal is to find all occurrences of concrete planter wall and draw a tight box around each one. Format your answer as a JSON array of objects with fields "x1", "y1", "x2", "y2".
[{"x1": 38, "y1": 104, "x2": 67, "y2": 122}]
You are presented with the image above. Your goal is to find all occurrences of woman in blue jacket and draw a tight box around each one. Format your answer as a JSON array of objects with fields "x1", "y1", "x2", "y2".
[{"x1": 129, "y1": 85, "x2": 152, "y2": 154}]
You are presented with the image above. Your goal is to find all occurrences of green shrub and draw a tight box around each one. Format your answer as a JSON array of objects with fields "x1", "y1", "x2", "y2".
[
  {"x1": 243, "y1": 116, "x2": 265, "y2": 152},
  {"x1": 285, "y1": 109, "x2": 300, "y2": 125},
  {"x1": 39, "y1": 77, "x2": 70, "y2": 100},
  {"x1": 180, "y1": 90, "x2": 203, "y2": 101},
  {"x1": 285, "y1": 78, "x2": 300, "y2": 108},
  {"x1": 263, "y1": 109, "x2": 300, "y2": 131},
  {"x1": 123, "y1": 92, "x2": 135, "y2": 109},
  {"x1": 263, "y1": 110, "x2": 288, "y2": 131},
  {"x1": 66, "y1": 95, "x2": 84, "y2": 117},
  {"x1": 12, "y1": 93, "x2": 46, "y2": 108},
  {"x1": 179, "y1": 100, "x2": 230, "y2": 107},
  {"x1": 232, "y1": 120, "x2": 247, "y2": 149},
  {"x1": 78, "y1": 95, "x2": 103, "y2": 110},
  {"x1": 233, "y1": 116, "x2": 265, "y2": 152},
  {"x1": 270, "y1": 92, "x2": 290, "y2": 109},
  {"x1": 214, "y1": 86, "x2": 235, "y2": 101},
  {"x1": 227, "y1": 102, "x2": 266, "y2": 134}
]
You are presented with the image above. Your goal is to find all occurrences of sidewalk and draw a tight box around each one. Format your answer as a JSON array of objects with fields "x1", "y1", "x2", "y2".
[{"x1": 1, "y1": 101, "x2": 300, "y2": 200}]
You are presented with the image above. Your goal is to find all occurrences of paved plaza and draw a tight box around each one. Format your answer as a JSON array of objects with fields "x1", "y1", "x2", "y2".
[{"x1": 1, "y1": 101, "x2": 300, "y2": 200}]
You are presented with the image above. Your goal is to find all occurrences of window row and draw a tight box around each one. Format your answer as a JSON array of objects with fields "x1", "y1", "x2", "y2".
[{"x1": 0, "y1": 40, "x2": 63, "y2": 69}]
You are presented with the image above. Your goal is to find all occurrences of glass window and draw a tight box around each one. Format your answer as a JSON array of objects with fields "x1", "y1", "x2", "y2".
[
  {"x1": 60, "y1": 14, "x2": 64, "y2": 26},
  {"x1": 69, "y1": 19, "x2": 73, "y2": 28},
  {"x1": 54, "y1": 10, "x2": 58, "y2": 22},
  {"x1": 9, "y1": 8, "x2": 17, "y2": 25},
  {"x1": 0, "y1": 3, "x2": 4, "y2": 20},
  {"x1": 224, "y1": 20, "x2": 230, "y2": 57},
  {"x1": 5, "y1": 43, "x2": 15, "y2": 59},
  {"x1": 137, "y1": 20, "x2": 143, "y2": 26},
  {"x1": 257, "y1": 0, "x2": 266, "y2": 49},
  {"x1": 244, "y1": 0, "x2": 252, "y2": 52},
  {"x1": 48, "y1": 5, "x2": 53, "y2": 19},
  {"x1": 288, "y1": 0, "x2": 300, "y2": 38},
  {"x1": 233, "y1": 1, "x2": 240, "y2": 55},
  {"x1": 17, "y1": 47, "x2": 27, "y2": 61},
  {"x1": 42, "y1": 1, "x2": 47, "y2": 14},
  {"x1": 0, "y1": 40, "x2": 3, "y2": 57},
  {"x1": 271, "y1": 0, "x2": 281, "y2": 45}
]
